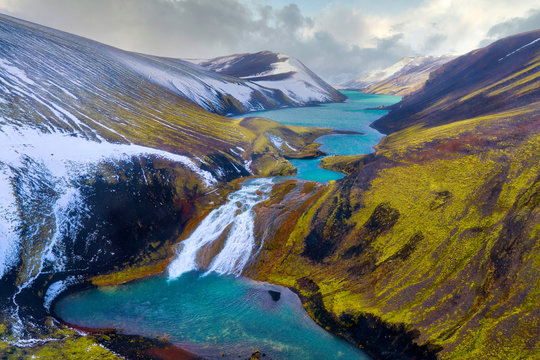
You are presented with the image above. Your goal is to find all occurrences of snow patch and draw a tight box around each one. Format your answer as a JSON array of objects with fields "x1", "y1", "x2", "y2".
[
  {"x1": 0, "y1": 126, "x2": 216, "y2": 284},
  {"x1": 0, "y1": 58, "x2": 36, "y2": 86},
  {"x1": 267, "y1": 133, "x2": 285, "y2": 149},
  {"x1": 0, "y1": 169, "x2": 19, "y2": 279},
  {"x1": 266, "y1": 133, "x2": 296, "y2": 151},
  {"x1": 498, "y1": 38, "x2": 540, "y2": 62},
  {"x1": 43, "y1": 276, "x2": 79, "y2": 311},
  {"x1": 0, "y1": 127, "x2": 216, "y2": 186}
]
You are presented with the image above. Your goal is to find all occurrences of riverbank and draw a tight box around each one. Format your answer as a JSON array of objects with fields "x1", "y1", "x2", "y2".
[{"x1": 46, "y1": 91, "x2": 402, "y2": 358}]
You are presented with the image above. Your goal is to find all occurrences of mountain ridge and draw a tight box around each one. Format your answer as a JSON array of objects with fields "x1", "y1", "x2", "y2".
[
  {"x1": 342, "y1": 55, "x2": 455, "y2": 96},
  {"x1": 192, "y1": 51, "x2": 347, "y2": 104},
  {"x1": 372, "y1": 29, "x2": 540, "y2": 134},
  {"x1": 0, "y1": 13, "x2": 340, "y2": 356}
]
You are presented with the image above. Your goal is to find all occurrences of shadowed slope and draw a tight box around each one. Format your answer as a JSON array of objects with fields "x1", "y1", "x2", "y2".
[
  {"x1": 372, "y1": 30, "x2": 540, "y2": 134},
  {"x1": 342, "y1": 55, "x2": 455, "y2": 96}
]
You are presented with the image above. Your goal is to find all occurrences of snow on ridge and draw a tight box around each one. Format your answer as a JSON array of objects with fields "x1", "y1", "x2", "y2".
[
  {"x1": 252, "y1": 56, "x2": 333, "y2": 103},
  {"x1": 241, "y1": 54, "x2": 298, "y2": 80},
  {"x1": 115, "y1": 53, "x2": 267, "y2": 113},
  {"x1": 0, "y1": 125, "x2": 216, "y2": 283},
  {"x1": 344, "y1": 55, "x2": 455, "y2": 88},
  {"x1": 498, "y1": 37, "x2": 540, "y2": 62},
  {"x1": 0, "y1": 126, "x2": 216, "y2": 186},
  {"x1": 191, "y1": 52, "x2": 340, "y2": 104}
]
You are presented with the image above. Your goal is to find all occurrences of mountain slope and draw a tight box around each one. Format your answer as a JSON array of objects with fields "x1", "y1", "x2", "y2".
[
  {"x1": 250, "y1": 30, "x2": 540, "y2": 360},
  {"x1": 372, "y1": 31, "x2": 540, "y2": 133},
  {"x1": 0, "y1": 13, "x2": 339, "y2": 354},
  {"x1": 193, "y1": 51, "x2": 347, "y2": 104},
  {"x1": 342, "y1": 55, "x2": 455, "y2": 96}
]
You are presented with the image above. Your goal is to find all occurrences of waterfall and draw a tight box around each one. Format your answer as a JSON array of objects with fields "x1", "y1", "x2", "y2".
[
  {"x1": 0, "y1": 127, "x2": 220, "y2": 340},
  {"x1": 168, "y1": 178, "x2": 275, "y2": 278}
]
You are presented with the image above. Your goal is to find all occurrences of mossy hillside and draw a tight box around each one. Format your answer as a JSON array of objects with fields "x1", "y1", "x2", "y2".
[
  {"x1": 237, "y1": 116, "x2": 336, "y2": 176},
  {"x1": 0, "y1": 317, "x2": 120, "y2": 359},
  {"x1": 375, "y1": 103, "x2": 539, "y2": 160},
  {"x1": 0, "y1": 316, "x2": 201, "y2": 359},
  {"x1": 320, "y1": 154, "x2": 370, "y2": 175},
  {"x1": 251, "y1": 97, "x2": 539, "y2": 359},
  {"x1": 79, "y1": 113, "x2": 334, "y2": 287}
]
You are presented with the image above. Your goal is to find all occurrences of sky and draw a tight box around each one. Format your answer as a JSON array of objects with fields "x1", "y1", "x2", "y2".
[{"x1": 0, "y1": 0, "x2": 539, "y2": 84}]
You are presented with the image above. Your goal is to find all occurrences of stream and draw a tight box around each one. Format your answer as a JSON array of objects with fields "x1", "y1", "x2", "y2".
[{"x1": 54, "y1": 91, "x2": 400, "y2": 359}]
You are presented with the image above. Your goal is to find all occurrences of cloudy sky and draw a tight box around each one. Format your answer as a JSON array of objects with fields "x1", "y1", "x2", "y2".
[{"x1": 1, "y1": 0, "x2": 539, "y2": 84}]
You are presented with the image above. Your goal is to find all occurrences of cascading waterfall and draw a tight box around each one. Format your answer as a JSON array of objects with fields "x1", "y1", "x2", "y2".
[
  {"x1": 0, "y1": 127, "x2": 220, "y2": 341},
  {"x1": 168, "y1": 177, "x2": 275, "y2": 278}
]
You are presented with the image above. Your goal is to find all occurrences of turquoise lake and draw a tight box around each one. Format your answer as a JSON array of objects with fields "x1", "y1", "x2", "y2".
[
  {"x1": 56, "y1": 273, "x2": 369, "y2": 359},
  {"x1": 54, "y1": 91, "x2": 401, "y2": 359},
  {"x1": 242, "y1": 90, "x2": 401, "y2": 181}
]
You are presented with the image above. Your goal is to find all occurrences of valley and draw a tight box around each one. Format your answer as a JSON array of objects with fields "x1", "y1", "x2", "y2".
[{"x1": 0, "y1": 10, "x2": 538, "y2": 360}]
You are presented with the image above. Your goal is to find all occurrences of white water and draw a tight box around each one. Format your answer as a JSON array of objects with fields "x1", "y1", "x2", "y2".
[
  {"x1": 0, "y1": 125, "x2": 222, "y2": 341},
  {"x1": 168, "y1": 178, "x2": 275, "y2": 278}
]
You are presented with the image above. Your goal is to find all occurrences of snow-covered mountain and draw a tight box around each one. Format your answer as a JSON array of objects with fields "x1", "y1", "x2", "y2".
[
  {"x1": 192, "y1": 51, "x2": 347, "y2": 104},
  {"x1": 342, "y1": 55, "x2": 455, "y2": 96}
]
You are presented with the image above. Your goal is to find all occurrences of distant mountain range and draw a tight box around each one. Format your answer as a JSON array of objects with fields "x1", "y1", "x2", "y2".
[
  {"x1": 191, "y1": 51, "x2": 347, "y2": 104},
  {"x1": 342, "y1": 55, "x2": 455, "y2": 96},
  {"x1": 372, "y1": 31, "x2": 539, "y2": 133}
]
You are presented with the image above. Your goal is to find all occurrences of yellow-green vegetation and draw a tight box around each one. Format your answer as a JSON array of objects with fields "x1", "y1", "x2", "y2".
[
  {"x1": 320, "y1": 155, "x2": 368, "y2": 174},
  {"x1": 376, "y1": 103, "x2": 540, "y2": 159},
  {"x1": 460, "y1": 55, "x2": 540, "y2": 102},
  {"x1": 24, "y1": 336, "x2": 119, "y2": 360},
  {"x1": 362, "y1": 75, "x2": 428, "y2": 96},
  {"x1": 90, "y1": 259, "x2": 169, "y2": 287},
  {"x1": 251, "y1": 90, "x2": 539, "y2": 358},
  {"x1": 237, "y1": 116, "x2": 335, "y2": 176},
  {"x1": 0, "y1": 319, "x2": 120, "y2": 359}
]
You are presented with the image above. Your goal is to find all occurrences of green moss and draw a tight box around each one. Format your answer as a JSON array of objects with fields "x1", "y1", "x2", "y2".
[
  {"x1": 252, "y1": 96, "x2": 539, "y2": 359},
  {"x1": 29, "y1": 336, "x2": 120, "y2": 359}
]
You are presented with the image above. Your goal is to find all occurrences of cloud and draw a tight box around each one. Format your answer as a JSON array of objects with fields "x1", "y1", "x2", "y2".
[
  {"x1": 0, "y1": 0, "x2": 538, "y2": 84},
  {"x1": 0, "y1": 0, "x2": 413, "y2": 83},
  {"x1": 422, "y1": 34, "x2": 448, "y2": 52},
  {"x1": 480, "y1": 9, "x2": 540, "y2": 46}
]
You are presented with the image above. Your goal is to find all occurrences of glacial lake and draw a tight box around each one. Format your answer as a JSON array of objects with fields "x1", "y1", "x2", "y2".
[
  {"x1": 242, "y1": 90, "x2": 401, "y2": 181},
  {"x1": 54, "y1": 91, "x2": 400, "y2": 359},
  {"x1": 56, "y1": 272, "x2": 368, "y2": 359}
]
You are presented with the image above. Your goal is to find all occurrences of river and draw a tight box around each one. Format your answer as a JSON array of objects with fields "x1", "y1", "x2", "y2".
[{"x1": 54, "y1": 91, "x2": 400, "y2": 359}]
